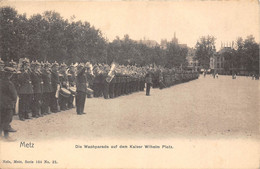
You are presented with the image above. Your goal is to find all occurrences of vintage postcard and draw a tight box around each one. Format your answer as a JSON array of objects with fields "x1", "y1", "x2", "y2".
[{"x1": 0, "y1": 0, "x2": 259, "y2": 168}]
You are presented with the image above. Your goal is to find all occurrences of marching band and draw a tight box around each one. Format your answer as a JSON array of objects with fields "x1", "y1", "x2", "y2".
[{"x1": 0, "y1": 57, "x2": 199, "y2": 141}]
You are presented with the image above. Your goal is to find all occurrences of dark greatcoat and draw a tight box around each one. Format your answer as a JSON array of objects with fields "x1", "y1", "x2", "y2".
[
  {"x1": 31, "y1": 71, "x2": 43, "y2": 94},
  {"x1": 76, "y1": 68, "x2": 87, "y2": 93},
  {"x1": 17, "y1": 71, "x2": 34, "y2": 95},
  {"x1": 42, "y1": 70, "x2": 53, "y2": 93},
  {"x1": 51, "y1": 70, "x2": 60, "y2": 91},
  {"x1": 0, "y1": 76, "x2": 17, "y2": 109}
]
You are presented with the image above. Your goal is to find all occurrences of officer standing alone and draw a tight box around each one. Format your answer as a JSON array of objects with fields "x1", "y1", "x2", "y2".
[{"x1": 75, "y1": 64, "x2": 87, "y2": 115}]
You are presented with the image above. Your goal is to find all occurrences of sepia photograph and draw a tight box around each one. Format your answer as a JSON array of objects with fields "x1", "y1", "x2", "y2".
[{"x1": 0, "y1": 0, "x2": 259, "y2": 168}]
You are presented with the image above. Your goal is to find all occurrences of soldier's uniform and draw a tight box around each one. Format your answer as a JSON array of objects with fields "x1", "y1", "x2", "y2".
[
  {"x1": 121, "y1": 75, "x2": 126, "y2": 95},
  {"x1": 0, "y1": 67, "x2": 17, "y2": 141},
  {"x1": 102, "y1": 67, "x2": 110, "y2": 99},
  {"x1": 9, "y1": 61, "x2": 19, "y2": 116},
  {"x1": 135, "y1": 76, "x2": 139, "y2": 92},
  {"x1": 0, "y1": 59, "x2": 4, "y2": 74},
  {"x1": 103, "y1": 74, "x2": 110, "y2": 99},
  {"x1": 152, "y1": 71, "x2": 159, "y2": 88},
  {"x1": 114, "y1": 74, "x2": 119, "y2": 97},
  {"x1": 75, "y1": 64, "x2": 87, "y2": 115},
  {"x1": 68, "y1": 65, "x2": 76, "y2": 109},
  {"x1": 140, "y1": 75, "x2": 145, "y2": 91},
  {"x1": 93, "y1": 67, "x2": 103, "y2": 97},
  {"x1": 130, "y1": 76, "x2": 134, "y2": 94},
  {"x1": 117, "y1": 74, "x2": 122, "y2": 96},
  {"x1": 59, "y1": 64, "x2": 69, "y2": 111},
  {"x1": 50, "y1": 62, "x2": 60, "y2": 112},
  {"x1": 0, "y1": 61, "x2": 17, "y2": 132},
  {"x1": 109, "y1": 76, "x2": 115, "y2": 98},
  {"x1": 145, "y1": 72, "x2": 153, "y2": 96},
  {"x1": 175, "y1": 70, "x2": 180, "y2": 84},
  {"x1": 17, "y1": 60, "x2": 34, "y2": 120},
  {"x1": 136, "y1": 76, "x2": 140, "y2": 92},
  {"x1": 41, "y1": 63, "x2": 53, "y2": 115},
  {"x1": 0, "y1": 59, "x2": 5, "y2": 132},
  {"x1": 85, "y1": 63, "x2": 95, "y2": 98},
  {"x1": 125, "y1": 75, "x2": 130, "y2": 94},
  {"x1": 30, "y1": 61, "x2": 43, "y2": 117},
  {"x1": 159, "y1": 72, "x2": 164, "y2": 89}
]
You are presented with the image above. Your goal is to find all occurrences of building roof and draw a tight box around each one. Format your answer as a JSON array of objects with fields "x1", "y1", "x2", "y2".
[{"x1": 218, "y1": 47, "x2": 233, "y2": 55}]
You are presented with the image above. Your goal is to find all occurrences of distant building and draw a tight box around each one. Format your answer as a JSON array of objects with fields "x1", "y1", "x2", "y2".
[
  {"x1": 160, "y1": 39, "x2": 168, "y2": 49},
  {"x1": 210, "y1": 42, "x2": 247, "y2": 75},
  {"x1": 160, "y1": 32, "x2": 178, "y2": 49},
  {"x1": 210, "y1": 50, "x2": 226, "y2": 74},
  {"x1": 139, "y1": 38, "x2": 159, "y2": 48},
  {"x1": 172, "y1": 32, "x2": 178, "y2": 44},
  {"x1": 186, "y1": 48, "x2": 199, "y2": 70},
  {"x1": 160, "y1": 33, "x2": 199, "y2": 70}
]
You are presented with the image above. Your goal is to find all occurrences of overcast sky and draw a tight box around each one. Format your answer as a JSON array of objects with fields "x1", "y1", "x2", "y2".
[{"x1": 2, "y1": 0, "x2": 259, "y2": 50}]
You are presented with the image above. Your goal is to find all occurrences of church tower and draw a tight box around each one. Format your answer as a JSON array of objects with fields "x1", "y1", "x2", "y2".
[{"x1": 172, "y1": 32, "x2": 178, "y2": 44}]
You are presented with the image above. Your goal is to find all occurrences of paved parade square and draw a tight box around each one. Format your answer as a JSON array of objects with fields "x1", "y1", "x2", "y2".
[{"x1": 10, "y1": 75, "x2": 259, "y2": 141}]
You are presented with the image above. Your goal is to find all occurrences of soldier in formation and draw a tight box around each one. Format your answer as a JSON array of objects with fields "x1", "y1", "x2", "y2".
[
  {"x1": 30, "y1": 61, "x2": 43, "y2": 118},
  {"x1": 17, "y1": 59, "x2": 33, "y2": 120},
  {"x1": 41, "y1": 62, "x2": 53, "y2": 115},
  {"x1": 0, "y1": 58, "x2": 78, "y2": 121},
  {"x1": 59, "y1": 63, "x2": 69, "y2": 111},
  {"x1": 0, "y1": 58, "x2": 199, "y2": 122},
  {"x1": 50, "y1": 62, "x2": 60, "y2": 113},
  {"x1": 0, "y1": 66, "x2": 17, "y2": 141},
  {"x1": 68, "y1": 64, "x2": 76, "y2": 108}
]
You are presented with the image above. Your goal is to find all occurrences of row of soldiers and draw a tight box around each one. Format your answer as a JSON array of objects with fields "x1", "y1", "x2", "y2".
[
  {"x1": 149, "y1": 66, "x2": 200, "y2": 89},
  {"x1": 2, "y1": 58, "x2": 200, "y2": 101},
  {"x1": 92, "y1": 64, "x2": 199, "y2": 98},
  {"x1": 0, "y1": 58, "x2": 83, "y2": 121},
  {"x1": 0, "y1": 59, "x2": 90, "y2": 141},
  {"x1": 93, "y1": 64, "x2": 147, "y2": 99},
  {"x1": 0, "y1": 58, "x2": 148, "y2": 123},
  {"x1": 0, "y1": 58, "x2": 199, "y2": 141},
  {"x1": 1, "y1": 58, "x2": 199, "y2": 120},
  {"x1": 0, "y1": 58, "x2": 93, "y2": 141}
]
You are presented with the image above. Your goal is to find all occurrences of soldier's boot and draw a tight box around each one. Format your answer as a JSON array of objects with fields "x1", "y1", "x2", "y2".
[
  {"x1": 19, "y1": 112, "x2": 25, "y2": 121},
  {"x1": 60, "y1": 101, "x2": 67, "y2": 111},
  {"x1": 64, "y1": 98, "x2": 69, "y2": 110},
  {"x1": 25, "y1": 116, "x2": 32, "y2": 119},
  {"x1": 47, "y1": 107, "x2": 52, "y2": 114},
  {"x1": 25, "y1": 112, "x2": 31, "y2": 119},
  {"x1": 0, "y1": 129, "x2": 3, "y2": 140},
  {"x1": 32, "y1": 111, "x2": 37, "y2": 117},
  {"x1": 35, "y1": 110, "x2": 40, "y2": 117},
  {"x1": 7, "y1": 126, "x2": 17, "y2": 132},
  {"x1": 3, "y1": 131, "x2": 16, "y2": 142},
  {"x1": 13, "y1": 107, "x2": 18, "y2": 116}
]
